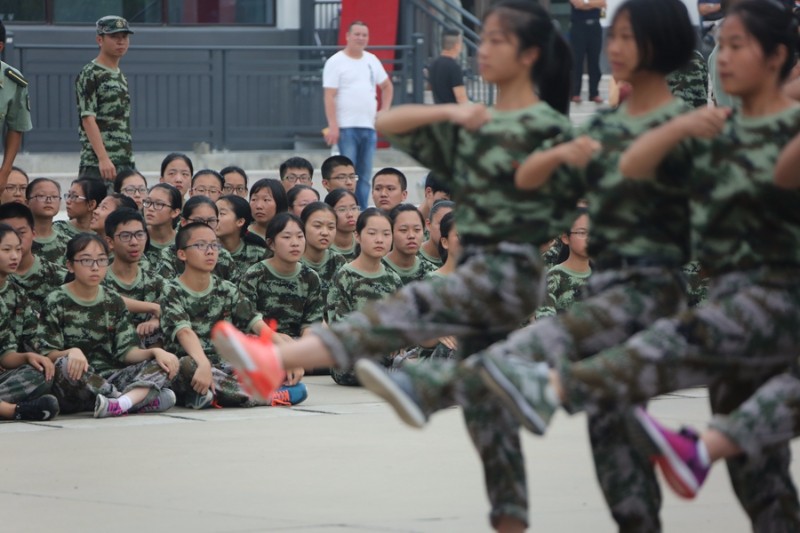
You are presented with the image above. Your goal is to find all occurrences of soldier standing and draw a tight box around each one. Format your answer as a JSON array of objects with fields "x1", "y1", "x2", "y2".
[
  {"x1": 0, "y1": 20, "x2": 32, "y2": 191},
  {"x1": 76, "y1": 16, "x2": 135, "y2": 187}
]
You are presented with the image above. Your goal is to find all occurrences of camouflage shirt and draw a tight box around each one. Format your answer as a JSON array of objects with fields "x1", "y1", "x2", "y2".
[
  {"x1": 330, "y1": 236, "x2": 357, "y2": 262},
  {"x1": 76, "y1": 59, "x2": 134, "y2": 168},
  {"x1": 666, "y1": 50, "x2": 709, "y2": 109},
  {"x1": 10, "y1": 256, "x2": 67, "y2": 312},
  {"x1": 541, "y1": 240, "x2": 564, "y2": 268},
  {"x1": 383, "y1": 255, "x2": 438, "y2": 285},
  {"x1": 160, "y1": 276, "x2": 262, "y2": 365},
  {"x1": 534, "y1": 264, "x2": 592, "y2": 319},
  {"x1": 681, "y1": 261, "x2": 708, "y2": 307},
  {"x1": 0, "y1": 279, "x2": 38, "y2": 353},
  {"x1": 0, "y1": 299, "x2": 16, "y2": 358},
  {"x1": 418, "y1": 247, "x2": 443, "y2": 269},
  {"x1": 239, "y1": 261, "x2": 324, "y2": 338},
  {"x1": 154, "y1": 244, "x2": 237, "y2": 282},
  {"x1": 103, "y1": 266, "x2": 165, "y2": 327},
  {"x1": 227, "y1": 240, "x2": 268, "y2": 280},
  {"x1": 327, "y1": 263, "x2": 403, "y2": 323},
  {"x1": 33, "y1": 229, "x2": 70, "y2": 265},
  {"x1": 52, "y1": 220, "x2": 86, "y2": 242},
  {"x1": 388, "y1": 102, "x2": 574, "y2": 245},
  {"x1": 36, "y1": 285, "x2": 138, "y2": 375},
  {"x1": 301, "y1": 249, "x2": 347, "y2": 305}
]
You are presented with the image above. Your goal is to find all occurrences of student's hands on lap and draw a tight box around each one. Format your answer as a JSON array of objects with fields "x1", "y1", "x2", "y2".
[
  {"x1": 152, "y1": 348, "x2": 179, "y2": 379},
  {"x1": 25, "y1": 353, "x2": 55, "y2": 381},
  {"x1": 192, "y1": 361, "x2": 214, "y2": 394},
  {"x1": 65, "y1": 349, "x2": 89, "y2": 380}
]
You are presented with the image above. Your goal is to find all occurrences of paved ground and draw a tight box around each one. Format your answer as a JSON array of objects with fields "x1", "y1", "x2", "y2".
[{"x1": 1, "y1": 376, "x2": 793, "y2": 532}]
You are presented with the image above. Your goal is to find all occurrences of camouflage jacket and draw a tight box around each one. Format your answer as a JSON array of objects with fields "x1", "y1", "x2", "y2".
[
  {"x1": 383, "y1": 255, "x2": 438, "y2": 285},
  {"x1": 326, "y1": 263, "x2": 403, "y2": 323}
]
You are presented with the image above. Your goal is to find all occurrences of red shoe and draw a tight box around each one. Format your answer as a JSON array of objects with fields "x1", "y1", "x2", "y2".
[{"x1": 211, "y1": 321, "x2": 286, "y2": 401}]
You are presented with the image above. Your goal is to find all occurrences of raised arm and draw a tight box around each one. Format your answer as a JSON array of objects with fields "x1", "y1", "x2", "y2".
[
  {"x1": 515, "y1": 136, "x2": 600, "y2": 190},
  {"x1": 376, "y1": 103, "x2": 490, "y2": 135}
]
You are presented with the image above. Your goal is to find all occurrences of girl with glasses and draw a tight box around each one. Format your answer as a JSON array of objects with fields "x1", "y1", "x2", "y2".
[
  {"x1": 324, "y1": 188, "x2": 359, "y2": 261},
  {"x1": 55, "y1": 177, "x2": 107, "y2": 240},
  {"x1": 27, "y1": 178, "x2": 67, "y2": 265}
]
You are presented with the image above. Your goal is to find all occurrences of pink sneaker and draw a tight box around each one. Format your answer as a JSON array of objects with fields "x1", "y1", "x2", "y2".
[
  {"x1": 211, "y1": 321, "x2": 286, "y2": 401},
  {"x1": 634, "y1": 407, "x2": 709, "y2": 499},
  {"x1": 93, "y1": 395, "x2": 125, "y2": 418}
]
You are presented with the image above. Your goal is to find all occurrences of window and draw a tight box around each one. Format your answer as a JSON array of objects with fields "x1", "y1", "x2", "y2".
[{"x1": 0, "y1": 0, "x2": 46, "y2": 22}]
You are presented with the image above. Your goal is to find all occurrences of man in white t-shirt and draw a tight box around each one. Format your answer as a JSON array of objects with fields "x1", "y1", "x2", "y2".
[{"x1": 323, "y1": 21, "x2": 394, "y2": 208}]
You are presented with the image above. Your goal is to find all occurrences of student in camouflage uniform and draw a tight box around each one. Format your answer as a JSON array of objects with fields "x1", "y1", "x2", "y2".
[
  {"x1": 27, "y1": 178, "x2": 69, "y2": 264},
  {"x1": 0, "y1": 202, "x2": 66, "y2": 310},
  {"x1": 239, "y1": 213, "x2": 324, "y2": 340},
  {"x1": 90, "y1": 193, "x2": 137, "y2": 238},
  {"x1": 324, "y1": 189, "x2": 359, "y2": 260},
  {"x1": 300, "y1": 202, "x2": 346, "y2": 307},
  {"x1": 0, "y1": 20, "x2": 33, "y2": 193},
  {"x1": 76, "y1": 16, "x2": 135, "y2": 185},
  {"x1": 38, "y1": 234, "x2": 178, "y2": 418},
  {"x1": 216, "y1": 195, "x2": 268, "y2": 280},
  {"x1": 476, "y1": 4, "x2": 800, "y2": 530},
  {"x1": 54, "y1": 177, "x2": 106, "y2": 241},
  {"x1": 188, "y1": 169, "x2": 224, "y2": 203},
  {"x1": 114, "y1": 168, "x2": 148, "y2": 209},
  {"x1": 383, "y1": 204, "x2": 437, "y2": 285},
  {"x1": 212, "y1": 3, "x2": 574, "y2": 528},
  {"x1": 143, "y1": 183, "x2": 181, "y2": 263},
  {"x1": 418, "y1": 199, "x2": 453, "y2": 268},
  {"x1": 247, "y1": 178, "x2": 288, "y2": 242}
]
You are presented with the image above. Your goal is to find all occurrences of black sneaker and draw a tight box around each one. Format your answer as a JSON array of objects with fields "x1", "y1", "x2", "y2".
[
  {"x1": 355, "y1": 359, "x2": 427, "y2": 428},
  {"x1": 14, "y1": 394, "x2": 60, "y2": 421}
]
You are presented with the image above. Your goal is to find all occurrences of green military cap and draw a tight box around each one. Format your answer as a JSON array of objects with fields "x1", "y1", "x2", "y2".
[{"x1": 96, "y1": 15, "x2": 134, "y2": 35}]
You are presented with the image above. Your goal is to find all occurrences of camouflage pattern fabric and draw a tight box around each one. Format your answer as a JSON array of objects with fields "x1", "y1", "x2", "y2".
[
  {"x1": 160, "y1": 275, "x2": 262, "y2": 365},
  {"x1": 239, "y1": 261, "x2": 324, "y2": 338},
  {"x1": 382, "y1": 255, "x2": 438, "y2": 286},
  {"x1": 534, "y1": 264, "x2": 591, "y2": 319},
  {"x1": 103, "y1": 266, "x2": 165, "y2": 327},
  {"x1": 33, "y1": 231, "x2": 70, "y2": 265},
  {"x1": 681, "y1": 261, "x2": 709, "y2": 307},
  {"x1": 0, "y1": 61, "x2": 33, "y2": 134},
  {"x1": 301, "y1": 249, "x2": 346, "y2": 306},
  {"x1": 173, "y1": 356, "x2": 252, "y2": 407},
  {"x1": 541, "y1": 239, "x2": 563, "y2": 268},
  {"x1": 153, "y1": 244, "x2": 237, "y2": 281},
  {"x1": 76, "y1": 60, "x2": 134, "y2": 169},
  {"x1": 330, "y1": 240, "x2": 357, "y2": 262},
  {"x1": 0, "y1": 279, "x2": 39, "y2": 353},
  {"x1": 418, "y1": 247, "x2": 442, "y2": 269},
  {"x1": 0, "y1": 299, "x2": 15, "y2": 358},
  {"x1": 36, "y1": 286, "x2": 138, "y2": 375},
  {"x1": 0, "y1": 364, "x2": 52, "y2": 403},
  {"x1": 666, "y1": 50, "x2": 709, "y2": 109},
  {"x1": 228, "y1": 240, "x2": 268, "y2": 280},
  {"x1": 51, "y1": 220, "x2": 83, "y2": 244},
  {"x1": 11, "y1": 256, "x2": 67, "y2": 311}
]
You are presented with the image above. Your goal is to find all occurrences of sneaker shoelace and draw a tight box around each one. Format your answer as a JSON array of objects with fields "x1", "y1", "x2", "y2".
[{"x1": 270, "y1": 389, "x2": 291, "y2": 406}]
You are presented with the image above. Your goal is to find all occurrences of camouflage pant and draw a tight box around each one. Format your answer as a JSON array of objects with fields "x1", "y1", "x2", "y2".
[
  {"x1": 52, "y1": 357, "x2": 172, "y2": 414},
  {"x1": 311, "y1": 242, "x2": 546, "y2": 527},
  {"x1": 175, "y1": 356, "x2": 252, "y2": 407},
  {"x1": 476, "y1": 266, "x2": 686, "y2": 532},
  {"x1": 560, "y1": 268, "x2": 800, "y2": 531},
  {"x1": 0, "y1": 365, "x2": 52, "y2": 403}
]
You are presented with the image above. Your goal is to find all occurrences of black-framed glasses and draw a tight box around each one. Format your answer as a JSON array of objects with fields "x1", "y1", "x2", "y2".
[
  {"x1": 3, "y1": 184, "x2": 26, "y2": 194},
  {"x1": 142, "y1": 199, "x2": 169, "y2": 210},
  {"x1": 222, "y1": 185, "x2": 248, "y2": 194},
  {"x1": 121, "y1": 186, "x2": 148, "y2": 195},
  {"x1": 283, "y1": 174, "x2": 312, "y2": 184},
  {"x1": 191, "y1": 187, "x2": 222, "y2": 196},
  {"x1": 569, "y1": 230, "x2": 589, "y2": 238},
  {"x1": 115, "y1": 230, "x2": 148, "y2": 242},
  {"x1": 182, "y1": 241, "x2": 221, "y2": 252},
  {"x1": 72, "y1": 257, "x2": 110, "y2": 268},
  {"x1": 186, "y1": 216, "x2": 219, "y2": 229}
]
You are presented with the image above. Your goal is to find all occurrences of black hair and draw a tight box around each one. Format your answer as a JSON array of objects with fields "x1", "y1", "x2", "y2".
[
  {"x1": 0, "y1": 222, "x2": 20, "y2": 245},
  {"x1": 424, "y1": 172, "x2": 451, "y2": 196},
  {"x1": 348, "y1": 20, "x2": 368, "y2": 31},
  {"x1": 149, "y1": 183, "x2": 183, "y2": 210},
  {"x1": 113, "y1": 169, "x2": 147, "y2": 194},
  {"x1": 287, "y1": 184, "x2": 320, "y2": 210},
  {"x1": 372, "y1": 167, "x2": 408, "y2": 191},
  {"x1": 279, "y1": 157, "x2": 314, "y2": 179},
  {"x1": 71, "y1": 177, "x2": 107, "y2": 209},
  {"x1": 389, "y1": 203, "x2": 425, "y2": 227},
  {"x1": 218, "y1": 194, "x2": 266, "y2": 247},
  {"x1": 10, "y1": 166, "x2": 28, "y2": 182},
  {"x1": 300, "y1": 201, "x2": 337, "y2": 224},
  {"x1": 442, "y1": 28, "x2": 461, "y2": 50},
  {"x1": 356, "y1": 207, "x2": 392, "y2": 234},
  {"x1": 249, "y1": 178, "x2": 289, "y2": 214},
  {"x1": 104, "y1": 193, "x2": 138, "y2": 212},
  {"x1": 182, "y1": 195, "x2": 218, "y2": 220},
  {"x1": 105, "y1": 207, "x2": 145, "y2": 237},
  {"x1": 324, "y1": 188, "x2": 358, "y2": 209},
  {"x1": 191, "y1": 169, "x2": 225, "y2": 189},
  {"x1": 220, "y1": 165, "x2": 249, "y2": 186},
  {"x1": 66, "y1": 233, "x2": 110, "y2": 262},
  {"x1": 557, "y1": 206, "x2": 590, "y2": 262},
  {"x1": 321, "y1": 155, "x2": 355, "y2": 180},
  {"x1": 484, "y1": 0, "x2": 572, "y2": 114},
  {"x1": 0, "y1": 202, "x2": 34, "y2": 228},
  {"x1": 437, "y1": 211, "x2": 456, "y2": 262},
  {"x1": 175, "y1": 221, "x2": 216, "y2": 253},
  {"x1": 26, "y1": 177, "x2": 61, "y2": 199},
  {"x1": 612, "y1": 0, "x2": 695, "y2": 75},
  {"x1": 265, "y1": 212, "x2": 305, "y2": 248},
  {"x1": 160, "y1": 152, "x2": 194, "y2": 177},
  {"x1": 0, "y1": 20, "x2": 6, "y2": 46},
  {"x1": 727, "y1": 0, "x2": 800, "y2": 81},
  {"x1": 429, "y1": 199, "x2": 455, "y2": 222}
]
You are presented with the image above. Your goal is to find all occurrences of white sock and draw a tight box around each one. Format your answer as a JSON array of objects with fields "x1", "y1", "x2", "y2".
[
  {"x1": 696, "y1": 439, "x2": 711, "y2": 468},
  {"x1": 116, "y1": 395, "x2": 134, "y2": 412}
]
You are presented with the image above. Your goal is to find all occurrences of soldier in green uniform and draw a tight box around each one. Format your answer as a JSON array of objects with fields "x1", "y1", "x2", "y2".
[
  {"x1": 76, "y1": 16, "x2": 135, "y2": 186},
  {"x1": 0, "y1": 20, "x2": 32, "y2": 192}
]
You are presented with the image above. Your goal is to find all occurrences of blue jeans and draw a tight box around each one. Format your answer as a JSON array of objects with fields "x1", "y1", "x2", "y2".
[{"x1": 338, "y1": 127, "x2": 377, "y2": 208}]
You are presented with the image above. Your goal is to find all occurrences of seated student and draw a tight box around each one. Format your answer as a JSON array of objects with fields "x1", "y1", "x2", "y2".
[
  {"x1": 114, "y1": 169, "x2": 148, "y2": 210},
  {"x1": 300, "y1": 202, "x2": 346, "y2": 306},
  {"x1": 216, "y1": 194, "x2": 268, "y2": 279},
  {"x1": 325, "y1": 189, "x2": 359, "y2": 261},
  {"x1": 154, "y1": 196, "x2": 237, "y2": 281},
  {"x1": 220, "y1": 165, "x2": 249, "y2": 198},
  {"x1": 143, "y1": 183, "x2": 182, "y2": 261},
  {"x1": 279, "y1": 156, "x2": 314, "y2": 192},
  {"x1": 372, "y1": 167, "x2": 408, "y2": 213},
  {"x1": 0, "y1": 223, "x2": 59, "y2": 421},
  {"x1": 189, "y1": 169, "x2": 224, "y2": 202},
  {"x1": 55, "y1": 178, "x2": 107, "y2": 240},
  {"x1": 327, "y1": 208, "x2": 403, "y2": 385},
  {"x1": 103, "y1": 209, "x2": 165, "y2": 347},
  {"x1": 383, "y1": 204, "x2": 436, "y2": 285},
  {"x1": 27, "y1": 178, "x2": 68, "y2": 264},
  {"x1": 38, "y1": 234, "x2": 179, "y2": 418},
  {"x1": 417, "y1": 171, "x2": 451, "y2": 223},
  {"x1": 287, "y1": 184, "x2": 320, "y2": 217},
  {"x1": 418, "y1": 199, "x2": 453, "y2": 268},
  {"x1": 159, "y1": 153, "x2": 193, "y2": 199},
  {"x1": 240, "y1": 213, "x2": 324, "y2": 341},
  {"x1": 160, "y1": 222, "x2": 307, "y2": 408},
  {"x1": 0, "y1": 203, "x2": 66, "y2": 311},
  {"x1": 248, "y1": 178, "x2": 288, "y2": 241},
  {"x1": 90, "y1": 193, "x2": 138, "y2": 239},
  {"x1": 1, "y1": 166, "x2": 29, "y2": 205},
  {"x1": 320, "y1": 155, "x2": 357, "y2": 195},
  {"x1": 534, "y1": 207, "x2": 591, "y2": 319}
]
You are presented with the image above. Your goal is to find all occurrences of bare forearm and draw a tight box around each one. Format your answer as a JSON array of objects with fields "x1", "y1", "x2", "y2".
[
  {"x1": 324, "y1": 91, "x2": 338, "y2": 129},
  {"x1": 376, "y1": 104, "x2": 455, "y2": 135},
  {"x1": 619, "y1": 121, "x2": 686, "y2": 179},
  {"x1": 121, "y1": 295, "x2": 160, "y2": 317},
  {"x1": 516, "y1": 148, "x2": 566, "y2": 190},
  {"x1": 176, "y1": 328, "x2": 211, "y2": 367},
  {"x1": 379, "y1": 81, "x2": 394, "y2": 111}
]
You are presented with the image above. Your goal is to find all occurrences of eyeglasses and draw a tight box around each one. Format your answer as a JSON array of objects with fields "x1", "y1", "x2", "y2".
[
  {"x1": 191, "y1": 187, "x2": 222, "y2": 196},
  {"x1": 569, "y1": 230, "x2": 589, "y2": 238},
  {"x1": 222, "y1": 185, "x2": 248, "y2": 194},
  {"x1": 121, "y1": 186, "x2": 148, "y2": 195},
  {"x1": 186, "y1": 216, "x2": 219, "y2": 229},
  {"x1": 283, "y1": 174, "x2": 312, "y2": 184},
  {"x1": 329, "y1": 174, "x2": 358, "y2": 182},
  {"x1": 3, "y1": 184, "x2": 26, "y2": 194},
  {"x1": 28, "y1": 194, "x2": 60, "y2": 203},
  {"x1": 115, "y1": 230, "x2": 148, "y2": 242},
  {"x1": 182, "y1": 241, "x2": 221, "y2": 252},
  {"x1": 142, "y1": 199, "x2": 169, "y2": 210},
  {"x1": 335, "y1": 206, "x2": 360, "y2": 215},
  {"x1": 72, "y1": 257, "x2": 110, "y2": 268},
  {"x1": 64, "y1": 194, "x2": 87, "y2": 202}
]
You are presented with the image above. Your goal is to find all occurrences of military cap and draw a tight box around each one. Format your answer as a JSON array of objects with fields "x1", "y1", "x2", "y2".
[{"x1": 96, "y1": 16, "x2": 134, "y2": 35}]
